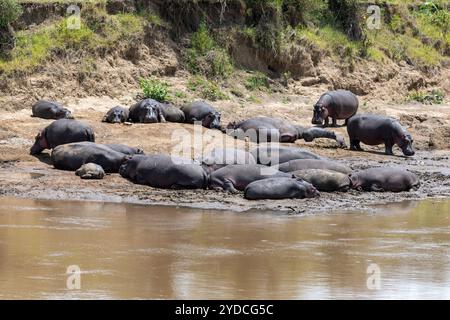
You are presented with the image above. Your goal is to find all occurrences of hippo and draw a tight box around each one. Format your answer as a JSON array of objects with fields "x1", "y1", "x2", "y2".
[
  {"x1": 52, "y1": 142, "x2": 127, "y2": 173},
  {"x1": 158, "y1": 103, "x2": 185, "y2": 123},
  {"x1": 347, "y1": 114, "x2": 415, "y2": 157},
  {"x1": 75, "y1": 163, "x2": 105, "y2": 180},
  {"x1": 181, "y1": 101, "x2": 221, "y2": 129},
  {"x1": 30, "y1": 119, "x2": 95, "y2": 155},
  {"x1": 201, "y1": 148, "x2": 257, "y2": 172},
  {"x1": 251, "y1": 145, "x2": 321, "y2": 166},
  {"x1": 209, "y1": 164, "x2": 291, "y2": 193},
  {"x1": 32, "y1": 100, "x2": 73, "y2": 120},
  {"x1": 226, "y1": 117, "x2": 345, "y2": 146},
  {"x1": 292, "y1": 169, "x2": 351, "y2": 192},
  {"x1": 312, "y1": 90, "x2": 359, "y2": 127},
  {"x1": 128, "y1": 99, "x2": 162, "y2": 123},
  {"x1": 103, "y1": 144, "x2": 144, "y2": 155},
  {"x1": 349, "y1": 167, "x2": 420, "y2": 192},
  {"x1": 102, "y1": 106, "x2": 129, "y2": 124},
  {"x1": 244, "y1": 177, "x2": 320, "y2": 200},
  {"x1": 119, "y1": 154, "x2": 209, "y2": 189},
  {"x1": 278, "y1": 159, "x2": 352, "y2": 175}
]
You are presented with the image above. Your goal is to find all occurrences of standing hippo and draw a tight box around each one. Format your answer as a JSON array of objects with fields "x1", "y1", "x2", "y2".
[
  {"x1": 210, "y1": 164, "x2": 290, "y2": 193},
  {"x1": 128, "y1": 99, "x2": 161, "y2": 123},
  {"x1": 244, "y1": 178, "x2": 320, "y2": 200},
  {"x1": 347, "y1": 114, "x2": 415, "y2": 156},
  {"x1": 119, "y1": 154, "x2": 208, "y2": 189},
  {"x1": 312, "y1": 90, "x2": 359, "y2": 127},
  {"x1": 102, "y1": 106, "x2": 129, "y2": 124},
  {"x1": 30, "y1": 119, "x2": 95, "y2": 155},
  {"x1": 32, "y1": 100, "x2": 73, "y2": 120},
  {"x1": 251, "y1": 146, "x2": 321, "y2": 166},
  {"x1": 292, "y1": 169, "x2": 351, "y2": 192},
  {"x1": 349, "y1": 167, "x2": 420, "y2": 192},
  {"x1": 158, "y1": 103, "x2": 185, "y2": 123},
  {"x1": 52, "y1": 142, "x2": 127, "y2": 173},
  {"x1": 201, "y1": 148, "x2": 256, "y2": 172},
  {"x1": 278, "y1": 159, "x2": 352, "y2": 175},
  {"x1": 103, "y1": 144, "x2": 144, "y2": 155},
  {"x1": 181, "y1": 101, "x2": 221, "y2": 129}
]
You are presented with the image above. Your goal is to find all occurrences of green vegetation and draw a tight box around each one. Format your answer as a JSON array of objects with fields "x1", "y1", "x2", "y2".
[
  {"x1": 140, "y1": 77, "x2": 170, "y2": 102},
  {"x1": 0, "y1": 3, "x2": 148, "y2": 74},
  {"x1": 409, "y1": 89, "x2": 445, "y2": 104},
  {"x1": 188, "y1": 76, "x2": 228, "y2": 101},
  {"x1": 0, "y1": 0, "x2": 22, "y2": 28},
  {"x1": 187, "y1": 22, "x2": 233, "y2": 79},
  {"x1": 245, "y1": 72, "x2": 270, "y2": 91}
]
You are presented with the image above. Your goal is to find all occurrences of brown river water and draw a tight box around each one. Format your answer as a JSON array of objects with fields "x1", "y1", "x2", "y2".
[{"x1": 0, "y1": 197, "x2": 449, "y2": 300}]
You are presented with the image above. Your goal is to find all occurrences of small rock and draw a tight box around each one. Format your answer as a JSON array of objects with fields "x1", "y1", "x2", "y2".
[{"x1": 75, "y1": 163, "x2": 105, "y2": 180}]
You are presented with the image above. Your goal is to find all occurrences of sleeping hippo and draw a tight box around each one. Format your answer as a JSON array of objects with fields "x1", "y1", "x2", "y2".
[
  {"x1": 244, "y1": 178, "x2": 320, "y2": 200},
  {"x1": 52, "y1": 142, "x2": 127, "y2": 173},
  {"x1": 251, "y1": 145, "x2": 321, "y2": 166},
  {"x1": 103, "y1": 144, "x2": 144, "y2": 155},
  {"x1": 209, "y1": 164, "x2": 290, "y2": 193},
  {"x1": 292, "y1": 169, "x2": 351, "y2": 192},
  {"x1": 278, "y1": 159, "x2": 352, "y2": 175},
  {"x1": 158, "y1": 103, "x2": 185, "y2": 123},
  {"x1": 349, "y1": 167, "x2": 420, "y2": 192},
  {"x1": 119, "y1": 154, "x2": 208, "y2": 189},
  {"x1": 75, "y1": 163, "x2": 105, "y2": 180},
  {"x1": 347, "y1": 114, "x2": 415, "y2": 156},
  {"x1": 128, "y1": 99, "x2": 161, "y2": 123},
  {"x1": 201, "y1": 148, "x2": 256, "y2": 172},
  {"x1": 102, "y1": 106, "x2": 129, "y2": 124},
  {"x1": 32, "y1": 100, "x2": 73, "y2": 120},
  {"x1": 226, "y1": 117, "x2": 345, "y2": 146},
  {"x1": 30, "y1": 119, "x2": 95, "y2": 155},
  {"x1": 181, "y1": 101, "x2": 221, "y2": 129},
  {"x1": 312, "y1": 90, "x2": 359, "y2": 127}
]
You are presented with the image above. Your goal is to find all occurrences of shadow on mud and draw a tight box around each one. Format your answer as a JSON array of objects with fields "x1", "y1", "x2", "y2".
[{"x1": 32, "y1": 153, "x2": 52, "y2": 166}]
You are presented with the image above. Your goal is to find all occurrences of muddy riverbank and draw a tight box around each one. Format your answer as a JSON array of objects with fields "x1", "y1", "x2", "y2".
[{"x1": 1, "y1": 97, "x2": 450, "y2": 213}]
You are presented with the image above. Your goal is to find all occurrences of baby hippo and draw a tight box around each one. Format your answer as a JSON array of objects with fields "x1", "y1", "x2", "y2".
[
  {"x1": 76, "y1": 163, "x2": 105, "y2": 180},
  {"x1": 32, "y1": 100, "x2": 73, "y2": 120},
  {"x1": 347, "y1": 114, "x2": 415, "y2": 156},
  {"x1": 312, "y1": 90, "x2": 358, "y2": 127},
  {"x1": 244, "y1": 178, "x2": 320, "y2": 200},
  {"x1": 292, "y1": 169, "x2": 351, "y2": 192},
  {"x1": 102, "y1": 106, "x2": 129, "y2": 124},
  {"x1": 349, "y1": 167, "x2": 420, "y2": 192}
]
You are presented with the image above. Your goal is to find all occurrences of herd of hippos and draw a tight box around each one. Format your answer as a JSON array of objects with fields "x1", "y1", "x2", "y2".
[{"x1": 29, "y1": 89, "x2": 420, "y2": 201}]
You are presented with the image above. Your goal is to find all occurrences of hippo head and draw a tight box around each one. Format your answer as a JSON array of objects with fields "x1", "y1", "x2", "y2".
[
  {"x1": 203, "y1": 111, "x2": 221, "y2": 129},
  {"x1": 312, "y1": 104, "x2": 328, "y2": 125},
  {"x1": 303, "y1": 181, "x2": 320, "y2": 198},
  {"x1": 119, "y1": 156, "x2": 138, "y2": 180},
  {"x1": 108, "y1": 107, "x2": 127, "y2": 124},
  {"x1": 139, "y1": 102, "x2": 159, "y2": 123},
  {"x1": 349, "y1": 173, "x2": 363, "y2": 191},
  {"x1": 396, "y1": 133, "x2": 415, "y2": 157},
  {"x1": 30, "y1": 130, "x2": 48, "y2": 155},
  {"x1": 61, "y1": 108, "x2": 74, "y2": 119}
]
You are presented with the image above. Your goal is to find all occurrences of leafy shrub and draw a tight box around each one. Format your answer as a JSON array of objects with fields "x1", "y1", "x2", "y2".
[
  {"x1": 140, "y1": 78, "x2": 170, "y2": 102},
  {"x1": 188, "y1": 76, "x2": 227, "y2": 101},
  {"x1": 245, "y1": 72, "x2": 270, "y2": 91},
  {"x1": 0, "y1": 0, "x2": 22, "y2": 28},
  {"x1": 409, "y1": 89, "x2": 444, "y2": 104}
]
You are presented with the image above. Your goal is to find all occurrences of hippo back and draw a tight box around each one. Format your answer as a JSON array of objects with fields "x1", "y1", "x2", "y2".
[
  {"x1": 278, "y1": 159, "x2": 352, "y2": 174},
  {"x1": 46, "y1": 119, "x2": 95, "y2": 149}
]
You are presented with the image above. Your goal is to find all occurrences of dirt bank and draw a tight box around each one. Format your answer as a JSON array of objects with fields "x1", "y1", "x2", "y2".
[{"x1": 1, "y1": 96, "x2": 450, "y2": 213}]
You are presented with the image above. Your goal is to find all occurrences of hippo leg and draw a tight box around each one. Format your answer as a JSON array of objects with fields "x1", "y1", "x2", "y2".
[
  {"x1": 370, "y1": 184, "x2": 384, "y2": 192},
  {"x1": 324, "y1": 117, "x2": 330, "y2": 127},
  {"x1": 331, "y1": 117, "x2": 338, "y2": 127},
  {"x1": 344, "y1": 118, "x2": 349, "y2": 126},
  {"x1": 158, "y1": 109, "x2": 166, "y2": 123},
  {"x1": 385, "y1": 143, "x2": 394, "y2": 155},
  {"x1": 350, "y1": 139, "x2": 363, "y2": 151},
  {"x1": 222, "y1": 180, "x2": 239, "y2": 193},
  {"x1": 280, "y1": 134, "x2": 296, "y2": 143}
]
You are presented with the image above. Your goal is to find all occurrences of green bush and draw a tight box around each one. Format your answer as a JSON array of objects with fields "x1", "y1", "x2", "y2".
[
  {"x1": 140, "y1": 78, "x2": 170, "y2": 102},
  {"x1": 0, "y1": 0, "x2": 22, "y2": 28},
  {"x1": 409, "y1": 89, "x2": 445, "y2": 104},
  {"x1": 187, "y1": 22, "x2": 233, "y2": 79},
  {"x1": 188, "y1": 76, "x2": 227, "y2": 101},
  {"x1": 245, "y1": 72, "x2": 270, "y2": 91}
]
